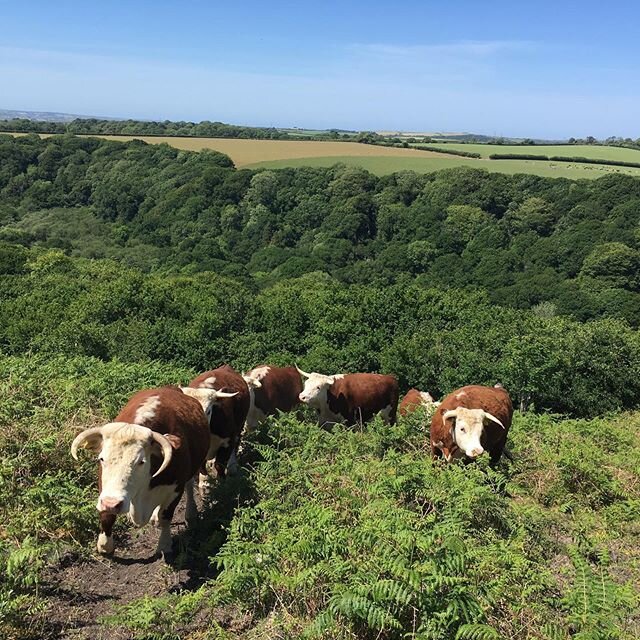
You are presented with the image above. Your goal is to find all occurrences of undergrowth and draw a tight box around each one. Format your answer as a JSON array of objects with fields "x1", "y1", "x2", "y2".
[{"x1": 1, "y1": 355, "x2": 639, "y2": 639}]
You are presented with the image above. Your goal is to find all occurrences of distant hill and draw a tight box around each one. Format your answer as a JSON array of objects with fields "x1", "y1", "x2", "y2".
[
  {"x1": 0, "y1": 108, "x2": 117, "y2": 122},
  {"x1": 377, "y1": 130, "x2": 566, "y2": 144}
]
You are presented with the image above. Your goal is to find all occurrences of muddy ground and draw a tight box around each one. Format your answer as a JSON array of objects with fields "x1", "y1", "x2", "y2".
[{"x1": 34, "y1": 473, "x2": 254, "y2": 640}]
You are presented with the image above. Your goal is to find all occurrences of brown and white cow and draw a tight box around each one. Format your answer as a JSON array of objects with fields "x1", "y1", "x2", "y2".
[
  {"x1": 71, "y1": 385, "x2": 223, "y2": 558},
  {"x1": 297, "y1": 368, "x2": 399, "y2": 426},
  {"x1": 242, "y1": 365, "x2": 303, "y2": 431},
  {"x1": 399, "y1": 388, "x2": 440, "y2": 417},
  {"x1": 430, "y1": 384, "x2": 513, "y2": 466},
  {"x1": 183, "y1": 364, "x2": 250, "y2": 488}
]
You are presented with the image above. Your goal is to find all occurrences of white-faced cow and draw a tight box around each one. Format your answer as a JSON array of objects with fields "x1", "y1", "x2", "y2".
[
  {"x1": 184, "y1": 364, "x2": 250, "y2": 488},
  {"x1": 242, "y1": 365, "x2": 303, "y2": 431},
  {"x1": 430, "y1": 384, "x2": 513, "y2": 466},
  {"x1": 297, "y1": 368, "x2": 399, "y2": 426},
  {"x1": 399, "y1": 388, "x2": 440, "y2": 417},
  {"x1": 71, "y1": 385, "x2": 222, "y2": 558}
]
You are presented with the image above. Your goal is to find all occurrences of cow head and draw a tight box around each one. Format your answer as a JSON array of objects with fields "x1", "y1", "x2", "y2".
[
  {"x1": 419, "y1": 391, "x2": 440, "y2": 408},
  {"x1": 241, "y1": 374, "x2": 262, "y2": 391},
  {"x1": 297, "y1": 367, "x2": 340, "y2": 408},
  {"x1": 180, "y1": 387, "x2": 238, "y2": 421},
  {"x1": 442, "y1": 407, "x2": 505, "y2": 459},
  {"x1": 71, "y1": 422, "x2": 175, "y2": 517}
]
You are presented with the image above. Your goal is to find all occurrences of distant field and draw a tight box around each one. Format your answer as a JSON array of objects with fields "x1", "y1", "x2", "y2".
[
  {"x1": 11, "y1": 133, "x2": 640, "y2": 179},
  {"x1": 423, "y1": 142, "x2": 640, "y2": 162},
  {"x1": 21, "y1": 134, "x2": 451, "y2": 166},
  {"x1": 248, "y1": 154, "x2": 640, "y2": 179}
]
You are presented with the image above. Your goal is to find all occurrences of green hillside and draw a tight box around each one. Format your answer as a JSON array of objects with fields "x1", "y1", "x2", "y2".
[{"x1": 0, "y1": 132, "x2": 639, "y2": 638}]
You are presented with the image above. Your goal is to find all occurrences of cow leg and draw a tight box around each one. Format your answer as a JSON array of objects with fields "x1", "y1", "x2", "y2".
[
  {"x1": 155, "y1": 492, "x2": 182, "y2": 560},
  {"x1": 97, "y1": 512, "x2": 117, "y2": 555},
  {"x1": 380, "y1": 404, "x2": 396, "y2": 425},
  {"x1": 489, "y1": 438, "x2": 507, "y2": 468},
  {"x1": 226, "y1": 448, "x2": 239, "y2": 476},
  {"x1": 184, "y1": 477, "x2": 198, "y2": 526},
  {"x1": 214, "y1": 443, "x2": 234, "y2": 479},
  {"x1": 200, "y1": 434, "x2": 231, "y2": 490},
  {"x1": 430, "y1": 443, "x2": 442, "y2": 460}
]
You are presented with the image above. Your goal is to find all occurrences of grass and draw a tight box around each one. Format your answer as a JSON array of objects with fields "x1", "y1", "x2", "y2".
[
  {"x1": 246, "y1": 154, "x2": 640, "y2": 179},
  {"x1": 422, "y1": 143, "x2": 640, "y2": 162}
]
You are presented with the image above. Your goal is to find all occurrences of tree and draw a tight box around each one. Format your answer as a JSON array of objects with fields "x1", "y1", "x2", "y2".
[{"x1": 580, "y1": 242, "x2": 640, "y2": 291}]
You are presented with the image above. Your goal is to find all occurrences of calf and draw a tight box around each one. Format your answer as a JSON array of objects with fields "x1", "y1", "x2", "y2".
[
  {"x1": 242, "y1": 365, "x2": 303, "y2": 431},
  {"x1": 184, "y1": 364, "x2": 250, "y2": 487},
  {"x1": 399, "y1": 388, "x2": 440, "y2": 417},
  {"x1": 71, "y1": 385, "x2": 220, "y2": 558},
  {"x1": 430, "y1": 384, "x2": 513, "y2": 465},
  {"x1": 297, "y1": 368, "x2": 399, "y2": 426}
]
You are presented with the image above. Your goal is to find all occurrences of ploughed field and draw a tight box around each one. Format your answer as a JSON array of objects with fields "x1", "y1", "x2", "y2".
[
  {"x1": 1, "y1": 355, "x2": 639, "y2": 639},
  {"x1": 13, "y1": 133, "x2": 640, "y2": 179}
]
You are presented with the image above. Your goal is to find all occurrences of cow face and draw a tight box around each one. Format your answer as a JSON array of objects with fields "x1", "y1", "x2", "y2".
[
  {"x1": 71, "y1": 422, "x2": 174, "y2": 517},
  {"x1": 298, "y1": 372, "x2": 338, "y2": 408},
  {"x1": 180, "y1": 387, "x2": 238, "y2": 423},
  {"x1": 442, "y1": 407, "x2": 505, "y2": 460}
]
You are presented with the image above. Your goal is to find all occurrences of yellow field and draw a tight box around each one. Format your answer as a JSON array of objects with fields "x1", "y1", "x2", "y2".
[
  {"x1": 27, "y1": 134, "x2": 453, "y2": 167},
  {"x1": 9, "y1": 133, "x2": 640, "y2": 179}
]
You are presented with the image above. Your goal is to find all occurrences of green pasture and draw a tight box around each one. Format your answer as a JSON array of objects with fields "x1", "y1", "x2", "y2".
[
  {"x1": 422, "y1": 142, "x2": 640, "y2": 162},
  {"x1": 248, "y1": 154, "x2": 640, "y2": 179}
]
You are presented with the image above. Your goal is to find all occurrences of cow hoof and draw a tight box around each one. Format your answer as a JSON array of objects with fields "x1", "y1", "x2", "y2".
[
  {"x1": 97, "y1": 533, "x2": 115, "y2": 556},
  {"x1": 156, "y1": 548, "x2": 175, "y2": 563}
]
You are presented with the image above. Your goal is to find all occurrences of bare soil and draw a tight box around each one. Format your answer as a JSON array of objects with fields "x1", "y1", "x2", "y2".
[{"x1": 33, "y1": 472, "x2": 255, "y2": 640}]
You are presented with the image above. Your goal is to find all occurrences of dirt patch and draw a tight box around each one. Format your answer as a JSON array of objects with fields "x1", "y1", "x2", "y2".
[{"x1": 33, "y1": 470, "x2": 255, "y2": 640}]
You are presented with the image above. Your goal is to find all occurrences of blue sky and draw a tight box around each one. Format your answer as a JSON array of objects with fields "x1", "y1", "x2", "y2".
[{"x1": 1, "y1": 0, "x2": 638, "y2": 138}]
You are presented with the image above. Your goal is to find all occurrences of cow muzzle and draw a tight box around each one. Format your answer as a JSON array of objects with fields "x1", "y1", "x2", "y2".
[
  {"x1": 466, "y1": 446, "x2": 485, "y2": 459},
  {"x1": 98, "y1": 496, "x2": 126, "y2": 514}
]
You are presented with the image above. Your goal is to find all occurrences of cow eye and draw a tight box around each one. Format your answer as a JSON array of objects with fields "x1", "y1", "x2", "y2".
[
  {"x1": 98, "y1": 456, "x2": 104, "y2": 463},
  {"x1": 459, "y1": 426, "x2": 466, "y2": 433},
  {"x1": 138, "y1": 458, "x2": 145, "y2": 465}
]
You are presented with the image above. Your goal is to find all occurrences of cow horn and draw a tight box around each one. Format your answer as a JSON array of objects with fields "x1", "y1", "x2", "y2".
[
  {"x1": 483, "y1": 411, "x2": 505, "y2": 429},
  {"x1": 442, "y1": 409, "x2": 458, "y2": 423},
  {"x1": 295, "y1": 365, "x2": 311, "y2": 378},
  {"x1": 151, "y1": 431, "x2": 173, "y2": 477},
  {"x1": 214, "y1": 390, "x2": 238, "y2": 398},
  {"x1": 71, "y1": 427, "x2": 103, "y2": 459}
]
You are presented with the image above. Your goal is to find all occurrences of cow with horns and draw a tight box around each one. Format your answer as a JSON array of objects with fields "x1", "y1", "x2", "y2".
[
  {"x1": 71, "y1": 385, "x2": 230, "y2": 558},
  {"x1": 430, "y1": 384, "x2": 513, "y2": 465},
  {"x1": 183, "y1": 364, "x2": 250, "y2": 487},
  {"x1": 297, "y1": 367, "x2": 399, "y2": 426}
]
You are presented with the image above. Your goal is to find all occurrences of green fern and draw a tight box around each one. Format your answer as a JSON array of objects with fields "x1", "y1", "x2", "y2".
[{"x1": 455, "y1": 623, "x2": 500, "y2": 640}]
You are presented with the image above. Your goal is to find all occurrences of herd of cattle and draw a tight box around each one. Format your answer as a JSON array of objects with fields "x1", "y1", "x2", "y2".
[{"x1": 71, "y1": 364, "x2": 514, "y2": 558}]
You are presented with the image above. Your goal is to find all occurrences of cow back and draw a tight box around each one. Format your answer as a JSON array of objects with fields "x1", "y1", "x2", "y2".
[
  {"x1": 116, "y1": 386, "x2": 210, "y2": 486},
  {"x1": 399, "y1": 388, "x2": 426, "y2": 416},
  {"x1": 329, "y1": 373, "x2": 399, "y2": 424},
  {"x1": 251, "y1": 365, "x2": 303, "y2": 415}
]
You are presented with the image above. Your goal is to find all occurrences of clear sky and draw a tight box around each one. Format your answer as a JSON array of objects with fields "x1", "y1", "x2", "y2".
[{"x1": 1, "y1": 0, "x2": 638, "y2": 138}]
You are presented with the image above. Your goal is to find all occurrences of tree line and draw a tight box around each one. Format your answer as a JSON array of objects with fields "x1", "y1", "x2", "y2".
[
  {"x1": 0, "y1": 118, "x2": 308, "y2": 139},
  {"x1": 2, "y1": 134, "x2": 640, "y2": 326}
]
